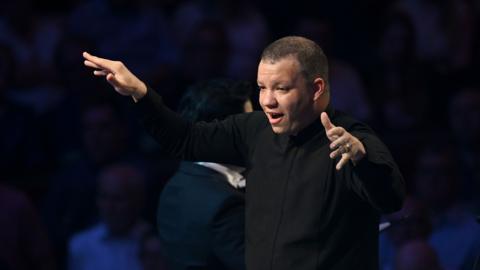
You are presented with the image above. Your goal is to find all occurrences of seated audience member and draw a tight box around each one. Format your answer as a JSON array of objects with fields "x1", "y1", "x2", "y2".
[
  {"x1": 413, "y1": 142, "x2": 480, "y2": 270},
  {"x1": 68, "y1": 164, "x2": 150, "y2": 270},
  {"x1": 379, "y1": 196, "x2": 432, "y2": 270}
]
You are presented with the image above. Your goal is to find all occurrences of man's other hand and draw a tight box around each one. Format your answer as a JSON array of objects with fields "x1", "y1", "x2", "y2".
[{"x1": 321, "y1": 112, "x2": 366, "y2": 170}]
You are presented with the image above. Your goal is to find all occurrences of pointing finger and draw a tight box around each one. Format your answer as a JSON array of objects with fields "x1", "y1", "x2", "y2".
[
  {"x1": 82, "y1": 52, "x2": 116, "y2": 71},
  {"x1": 85, "y1": 60, "x2": 103, "y2": 69},
  {"x1": 321, "y1": 112, "x2": 335, "y2": 131},
  {"x1": 93, "y1": 70, "x2": 109, "y2": 76},
  {"x1": 106, "y1": 73, "x2": 122, "y2": 86}
]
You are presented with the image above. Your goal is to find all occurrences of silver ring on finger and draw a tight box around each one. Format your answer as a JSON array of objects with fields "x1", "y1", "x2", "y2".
[{"x1": 344, "y1": 143, "x2": 351, "y2": 153}]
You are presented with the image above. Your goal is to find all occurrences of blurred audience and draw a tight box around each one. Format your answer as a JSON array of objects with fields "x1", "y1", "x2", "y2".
[
  {"x1": 379, "y1": 196, "x2": 432, "y2": 270},
  {"x1": 43, "y1": 97, "x2": 148, "y2": 269},
  {"x1": 0, "y1": 42, "x2": 49, "y2": 201},
  {"x1": 448, "y1": 89, "x2": 480, "y2": 206},
  {"x1": 394, "y1": 240, "x2": 443, "y2": 270},
  {"x1": 0, "y1": 183, "x2": 56, "y2": 270},
  {"x1": 293, "y1": 17, "x2": 372, "y2": 122},
  {"x1": 369, "y1": 9, "x2": 434, "y2": 181},
  {"x1": 0, "y1": 0, "x2": 479, "y2": 269},
  {"x1": 68, "y1": 163, "x2": 152, "y2": 270},
  {"x1": 220, "y1": 0, "x2": 270, "y2": 81},
  {"x1": 413, "y1": 142, "x2": 480, "y2": 270}
]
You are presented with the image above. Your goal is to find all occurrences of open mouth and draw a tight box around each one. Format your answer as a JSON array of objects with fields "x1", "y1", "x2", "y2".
[{"x1": 267, "y1": 112, "x2": 284, "y2": 124}]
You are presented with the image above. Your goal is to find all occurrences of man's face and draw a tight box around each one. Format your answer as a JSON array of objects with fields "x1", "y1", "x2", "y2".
[{"x1": 257, "y1": 57, "x2": 315, "y2": 135}]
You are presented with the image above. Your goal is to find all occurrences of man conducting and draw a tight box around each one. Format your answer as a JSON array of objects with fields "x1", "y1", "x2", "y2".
[{"x1": 83, "y1": 36, "x2": 405, "y2": 270}]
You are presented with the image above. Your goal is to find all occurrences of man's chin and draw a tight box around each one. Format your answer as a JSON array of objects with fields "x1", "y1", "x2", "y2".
[
  {"x1": 271, "y1": 124, "x2": 304, "y2": 136},
  {"x1": 271, "y1": 125, "x2": 284, "y2": 134},
  {"x1": 271, "y1": 125, "x2": 293, "y2": 135}
]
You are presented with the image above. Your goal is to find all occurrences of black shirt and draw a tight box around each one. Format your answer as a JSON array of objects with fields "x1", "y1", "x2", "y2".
[{"x1": 136, "y1": 88, "x2": 405, "y2": 270}]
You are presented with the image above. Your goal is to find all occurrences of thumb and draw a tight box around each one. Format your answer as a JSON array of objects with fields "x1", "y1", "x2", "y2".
[
  {"x1": 105, "y1": 73, "x2": 127, "y2": 94},
  {"x1": 106, "y1": 73, "x2": 120, "y2": 86},
  {"x1": 321, "y1": 112, "x2": 335, "y2": 131}
]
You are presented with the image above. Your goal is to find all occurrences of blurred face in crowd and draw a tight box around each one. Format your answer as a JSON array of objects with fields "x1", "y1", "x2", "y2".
[
  {"x1": 97, "y1": 166, "x2": 144, "y2": 236},
  {"x1": 449, "y1": 90, "x2": 480, "y2": 150},
  {"x1": 395, "y1": 240, "x2": 442, "y2": 270},
  {"x1": 184, "y1": 22, "x2": 229, "y2": 81},
  {"x1": 0, "y1": 45, "x2": 14, "y2": 96},
  {"x1": 380, "y1": 19, "x2": 413, "y2": 64},
  {"x1": 386, "y1": 197, "x2": 431, "y2": 247},
  {"x1": 82, "y1": 105, "x2": 126, "y2": 164},
  {"x1": 258, "y1": 56, "x2": 321, "y2": 135},
  {"x1": 414, "y1": 150, "x2": 457, "y2": 210}
]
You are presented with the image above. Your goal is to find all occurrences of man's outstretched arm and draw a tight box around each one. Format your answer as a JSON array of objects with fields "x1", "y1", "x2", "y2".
[{"x1": 82, "y1": 52, "x2": 252, "y2": 165}]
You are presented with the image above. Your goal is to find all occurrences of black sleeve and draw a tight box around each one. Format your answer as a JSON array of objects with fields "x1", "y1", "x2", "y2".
[
  {"x1": 347, "y1": 124, "x2": 406, "y2": 214},
  {"x1": 134, "y1": 87, "x2": 260, "y2": 166}
]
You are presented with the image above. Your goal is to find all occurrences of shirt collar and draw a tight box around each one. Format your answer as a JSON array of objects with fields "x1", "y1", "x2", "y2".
[{"x1": 196, "y1": 162, "x2": 246, "y2": 189}]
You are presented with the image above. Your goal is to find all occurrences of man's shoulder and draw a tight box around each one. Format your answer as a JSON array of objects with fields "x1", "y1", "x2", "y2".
[
  {"x1": 230, "y1": 111, "x2": 267, "y2": 125},
  {"x1": 333, "y1": 110, "x2": 374, "y2": 134}
]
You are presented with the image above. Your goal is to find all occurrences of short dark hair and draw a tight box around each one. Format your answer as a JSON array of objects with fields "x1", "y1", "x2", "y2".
[
  {"x1": 178, "y1": 78, "x2": 253, "y2": 122},
  {"x1": 260, "y1": 36, "x2": 329, "y2": 87}
]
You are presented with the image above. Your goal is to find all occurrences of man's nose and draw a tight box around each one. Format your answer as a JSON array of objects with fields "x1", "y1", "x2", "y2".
[{"x1": 260, "y1": 90, "x2": 278, "y2": 108}]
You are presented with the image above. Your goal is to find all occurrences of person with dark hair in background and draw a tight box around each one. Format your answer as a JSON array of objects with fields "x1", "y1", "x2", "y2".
[
  {"x1": 157, "y1": 78, "x2": 252, "y2": 270},
  {"x1": 83, "y1": 36, "x2": 405, "y2": 270},
  {"x1": 43, "y1": 97, "x2": 148, "y2": 269}
]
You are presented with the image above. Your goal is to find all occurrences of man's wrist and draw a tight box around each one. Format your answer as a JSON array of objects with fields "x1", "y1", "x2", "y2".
[{"x1": 132, "y1": 82, "x2": 147, "y2": 102}]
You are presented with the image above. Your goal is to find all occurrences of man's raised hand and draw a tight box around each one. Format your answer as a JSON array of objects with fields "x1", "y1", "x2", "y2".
[
  {"x1": 320, "y1": 112, "x2": 366, "y2": 170},
  {"x1": 83, "y1": 52, "x2": 147, "y2": 101}
]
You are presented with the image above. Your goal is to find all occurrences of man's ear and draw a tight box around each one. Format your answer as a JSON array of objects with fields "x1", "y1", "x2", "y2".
[{"x1": 312, "y1": 77, "x2": 326, "y2": 101}]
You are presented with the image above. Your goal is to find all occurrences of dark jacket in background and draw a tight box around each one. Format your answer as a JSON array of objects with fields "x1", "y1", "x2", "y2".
[{"x1": 157, "y1": 162, "x2": 245, "y2": 270}]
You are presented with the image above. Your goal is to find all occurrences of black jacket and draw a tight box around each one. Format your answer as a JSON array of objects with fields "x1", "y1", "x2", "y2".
[{"x1": 157, "y1": 162, "x2": 245, "y2": 270}]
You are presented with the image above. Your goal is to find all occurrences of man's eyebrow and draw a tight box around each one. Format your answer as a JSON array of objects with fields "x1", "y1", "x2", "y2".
[{"x1": 257, "y1": 81, "x2": 285, "y2": 87}]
